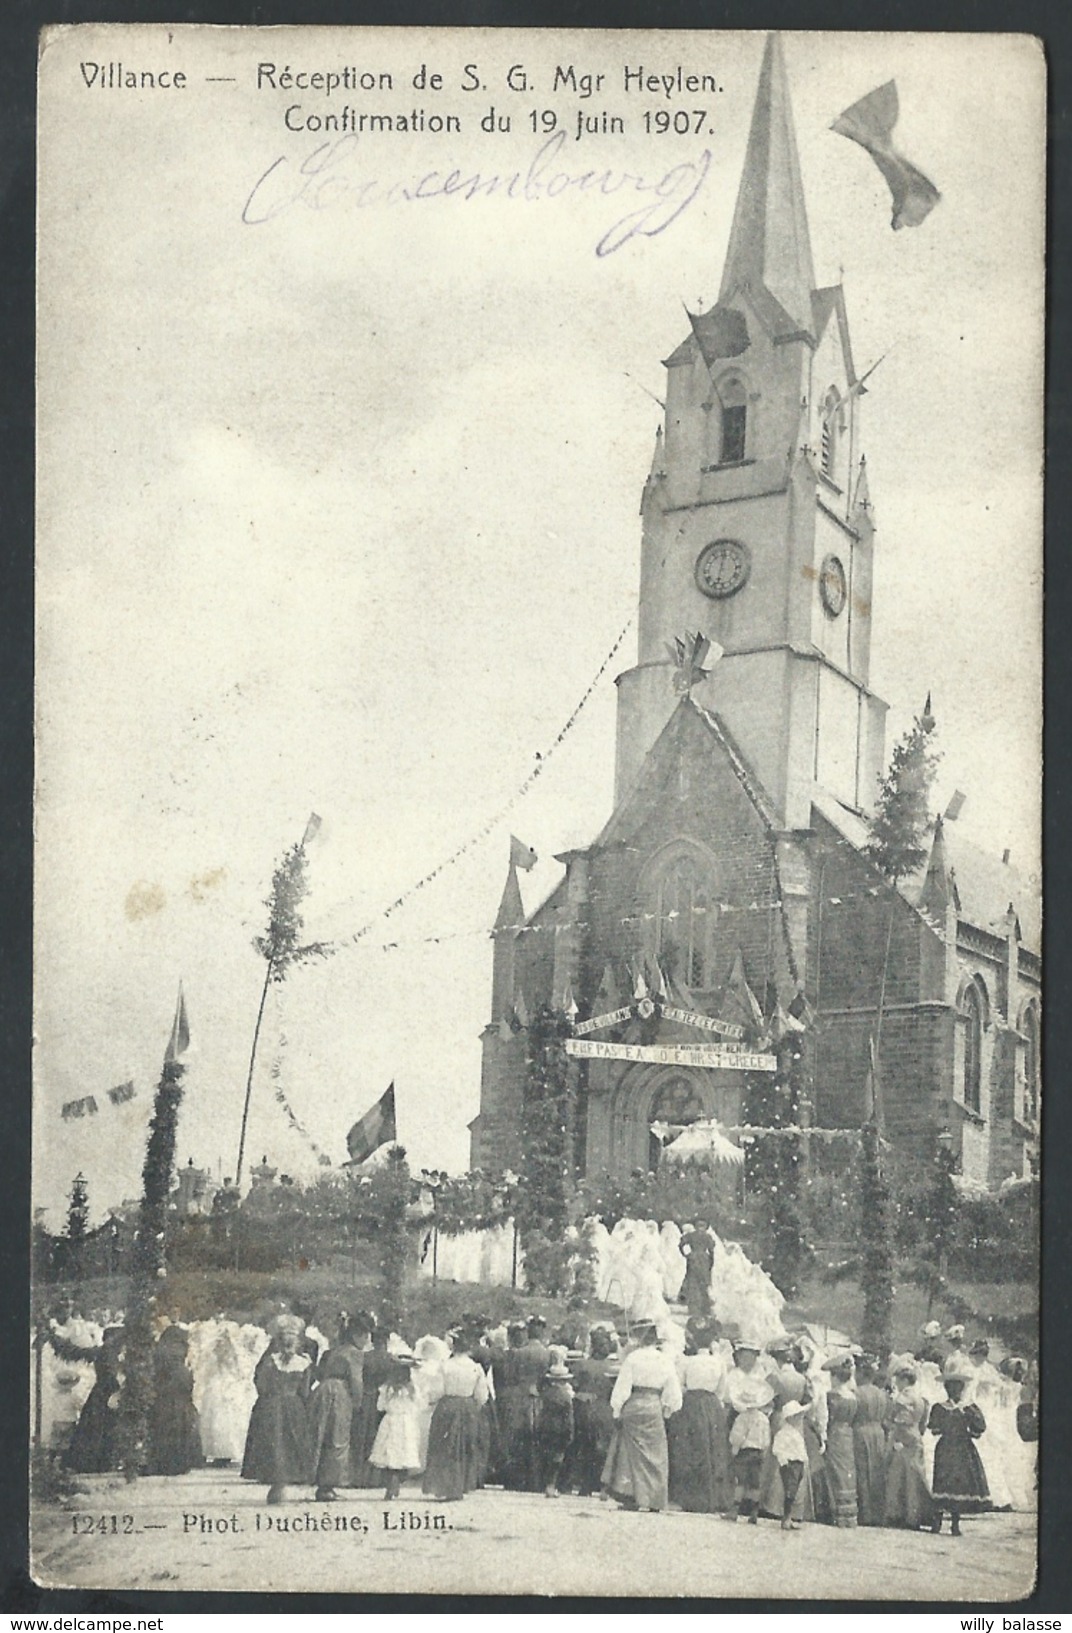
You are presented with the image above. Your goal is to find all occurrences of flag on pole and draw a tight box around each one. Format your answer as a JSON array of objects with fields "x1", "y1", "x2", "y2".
[
  {"x1": 832, "y1": 81, "x2": 940, "y2": 230},
  {"x1": 685, "y1": 303, "x2": 750, "y2": 370},
  {"x1": 302, "y1": 812, "x2": 323, "y2": 847},
  {"x1": 509, "y1": 835, "x2": 538, "y2": 871},
  {"x1": 165, "y1": 983, "x2": 190, "y2": 1064},
  {"x1": 346, "y1": 1082, "x2": 397, "y2": 1165}
]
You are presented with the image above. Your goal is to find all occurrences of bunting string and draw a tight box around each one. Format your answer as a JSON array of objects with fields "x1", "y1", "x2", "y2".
[
  {"x1": 316, "y1": 613, "x2": 636, "y2": 954},
  {"x1": 266, "y1": 991, "x2": 333, "y2": 1166}
]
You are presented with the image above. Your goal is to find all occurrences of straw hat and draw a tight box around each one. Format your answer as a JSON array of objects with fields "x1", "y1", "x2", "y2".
[
  {"x1": 546, "y1": 1360, "x2": 573, "y2": 1381},
  {"x1": 779, "y1": 1400, "x2": 809, "y2": 1420},
  {"x1": 822, "y1": 1352, "x2": 856, "y2": 1372},
  {"x1": 946, "y1": 1324, "x2": 965, "y2": 1342},
  {"x1": 270, "y1": 1312, "x2": 305, "y2": 1340},
  {"x1": 944, "y1": 1358, "x2": 974, "y2": 1384}
]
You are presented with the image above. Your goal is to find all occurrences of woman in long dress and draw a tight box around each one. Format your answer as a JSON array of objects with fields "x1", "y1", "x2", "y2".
[
  {"x1": 193, "y1": 1323, "x2": 257, "y2": 1465},
  {"x1": 422, "y1": 1331, "x2": 490, "y2": 1500},
  {"x1": 964, "y1": 1339, "x2": 1013, "y2": 1509},
  {"x1": 310, "y1": 1317, "x2": 365, "y2": 1501},
  {"x1": 928, "y1": 1366, "x2": 990, "y2": 1535},
  {"x1": 724, "y1": 1340, "x2": 775, "y2": 1523},
  {"x1": 348, "y1": 1321, "x2": 391, "y2": 1487},
  {"x1": 883, "y1": 1362, "x2": 933, "y2": 1529},
  {"x1": 821, "y1": 1355, "x2": 859, "y2": 1527},
  {"x1": 668, "y1": 1330, "x2": 733, "y2": 1514},
  {"x1": 147, "y1": 1325, "x2": 203, "y2": 1476},
  {"x1": 412, "y1": 1334, "x2": 448, "y2": 1472},
  {"x1": 241, "y1": 1314, "x2": 314, "y2": 1502},
  {"x1": 602, "y1": 1320, "x2": 682, "y2": 1513},
  {"x1": 851, "y1": 1356, "x2": 887, "y2": 1526},
  {"x1": 562, "y1": 1327, "x2": 619, "y2": 1496},
  {"x1": 64, "y1": 1326, "x2": 126, "y2": 1474}
]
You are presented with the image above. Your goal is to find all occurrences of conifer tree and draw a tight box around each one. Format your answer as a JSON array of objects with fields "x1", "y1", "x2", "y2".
[
  {"x1": 866, "y1": 697, "x2": 941, "y2": 884},
  {"x1": 65, "y1": 1171, "x2": 89, "y2": 1242},
  {"x1": 858, "y1": 1122, "x2": 895, "y2": 1356},
  {"x1": 517, "y1": 1005, "x2": 575, "y2": 1292}
]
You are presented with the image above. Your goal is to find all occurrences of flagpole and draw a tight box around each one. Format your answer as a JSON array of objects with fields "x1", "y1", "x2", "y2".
[{"x1": 235, "y1": 956, "x2": 273, "y2": 1190}]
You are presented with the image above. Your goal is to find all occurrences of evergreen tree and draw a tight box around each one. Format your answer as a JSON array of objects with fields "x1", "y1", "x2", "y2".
[
  {"x1": 237, "y1": 832, "x2": 327, "y2": 1185},
  {"x1": 866, "y1": 697, "x2": 941, "y2": 884},
  {"x1": 517, "y1": 1005, "x2": 575, "y2": 1292},
  {"x1": 375, "y1": 1146, "x2": 413, "y2": 1334}
]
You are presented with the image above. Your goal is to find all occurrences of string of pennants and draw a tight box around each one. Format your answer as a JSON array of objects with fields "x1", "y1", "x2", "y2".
[
  {"x1": 267, "y1": 1017, "x2": 333, "y2": 1167},
  {"x1": 61, "y1": 1081, "x2": 137, "y2": 1121},
  {"x1": 314, "y1": 613, "x2": 636, "y2": 955}
]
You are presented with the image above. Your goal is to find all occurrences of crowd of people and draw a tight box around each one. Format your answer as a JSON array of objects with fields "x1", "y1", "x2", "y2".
[{"x1": 40, "y1": 1295, "x2": 1037, "y2": 1537}]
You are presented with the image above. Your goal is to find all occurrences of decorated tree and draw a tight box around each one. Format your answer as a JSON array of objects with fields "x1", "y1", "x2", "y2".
[
  {"x1": 517, "y1": 1005, "x2": 576, "y2": 1293},
  {"x1": 858, "y1": 1121, "x2": 895, "y2": 1356},
  {"x1": 743, "y1": 1036, "x2": 811, "y2": 1299},
  {"x1": 65, "y1": 1171, "x2": 89, "y2": 1243},
  {"x1": 866, "y1": 698, "x2": 941, "y2": 886},
  {"x1": 115, "y1": 991, "x2": 189, "y2": 1480},
  {"x1": 237, "y1": 820, "x2": 327, "y2": 1186}
]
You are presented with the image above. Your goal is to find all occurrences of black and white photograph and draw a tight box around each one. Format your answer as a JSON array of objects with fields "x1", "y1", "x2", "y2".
[{"x1": 32, "y1": 26, "x2": 1042, "y2": 1599}]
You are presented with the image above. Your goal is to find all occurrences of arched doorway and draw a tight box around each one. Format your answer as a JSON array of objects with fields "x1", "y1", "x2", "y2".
[{"x1": 648, "y1": 1074, "x2": 707, "y2": 1171}]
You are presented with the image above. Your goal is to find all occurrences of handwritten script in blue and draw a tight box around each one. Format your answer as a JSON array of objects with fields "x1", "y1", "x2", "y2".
[{"x1": 242, "y1": 130, "x2": 712, "y2": 257}]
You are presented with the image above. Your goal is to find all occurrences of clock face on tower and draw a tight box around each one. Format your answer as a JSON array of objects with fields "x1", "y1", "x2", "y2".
[
  {"x1": 819, "y1": 553, "x2": 848, "y2": 617},
  {"x1": 695, "y1": 539, "x2": 750, "y2": 600}
]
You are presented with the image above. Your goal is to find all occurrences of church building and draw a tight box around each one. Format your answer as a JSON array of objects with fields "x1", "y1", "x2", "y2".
[{"x1": 470, "y1": 36, "x2": 1040, "y2": 1191}]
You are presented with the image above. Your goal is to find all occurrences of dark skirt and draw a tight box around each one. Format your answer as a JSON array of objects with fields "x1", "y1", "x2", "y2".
[
  {"x1": 853, "y1": 1422, "x2": 887, "y2": 1527},
  {"x1": 494, "y1": 1387, "x2": 540, "y2": 1490},
  {"x1": 348, "y1": 1392, "x2": 385, "y2": 1488},
  {"x1": 825, "y1": 1425, "x2": 858, "y2": 1527},
  {"x1": 668, "y1": 1390, "x2": 734, "y2": 1513},
  {"x1": 311, "y1": 1378, "x2": 353, "y2": 1489},
  {"x1": 603, "y1": 1393, "x2": 670, "y2": 1511},
  {"x1": 423, "y1": 1396, "x2": 483, "y2": 1500},
  {"x1": 241, "y1": 1390, "x2": 312, "y2": 1485},
  {"x1": 65, "y1": 1381, "x2": 121, "y2": 1474},
  {"x1": 562, "y1": 1395, "x2": 615, "y2": 1495},
  {"x1": 933, "y1": 1435, "x2": 991, "y2": 1511},
  {"x1": 147, "y1": 1390, "x2": 203, "y2": 1475},
  {"x1": 884, "y1": 1436, "x2": 934, "y2": 1529}
]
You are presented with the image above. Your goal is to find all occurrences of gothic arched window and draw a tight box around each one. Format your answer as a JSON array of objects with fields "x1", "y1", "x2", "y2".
[
  {"x1": 1022, "y1": 1002, "x2": 1040, "y2": 1125},
  {"x1": 654, "y1": 854, "x2": 711, "y2": 989},
  {"x1": 959, "y1": 980, "x2": 985, "y2": 1115},
  {"x1": 821, "y1": 386, "x2": 840, "y2": 478},
  {"x1": 719, "y1": 376, "x2": 747, "y2": 465}
]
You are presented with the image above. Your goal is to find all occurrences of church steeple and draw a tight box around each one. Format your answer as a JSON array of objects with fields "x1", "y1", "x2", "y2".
[{"x1": 718, "y1": 33, "x2": 816, "y2": 334}]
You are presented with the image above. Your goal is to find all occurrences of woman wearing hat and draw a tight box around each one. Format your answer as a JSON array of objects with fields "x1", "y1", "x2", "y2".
[
  {"x1": 241, "y1": 1313, "x2": 314, "y2": 1503},
  {"x1": 928, "y1": 1363, "x2": 990, "y2": 1535},
  {"x1": 422, "y1": 1329, "x2": 490, "y2": 1501},
  {"x1": 852, "y1": 1355, "x2": 887, "y2": 1527},
  {"x1": 820, "y1": 1354, "x2": 859, "y2": 1527},
  {"x1": 724, "y1": 1339, "x2": 775, "y2": 1523},
  {"x1": 64, "y1": 1324, "x2": 126, "y2": 1475},
  {"x1": 602, "y1": 1320, "x2": 682, "y2": 1513},
  {"x1": 882, "y1": 1360, "x2": 934, "y2": 1530},
  {"x1": 349, "y1": 1322, "x2": 393, "y2": 1488},
  {"x1": 310, "y1": 1315, "x2": 365, "y2": 1501},
  {"x1": 964, "y1": 1338, "x2": 1014, "y2": 1510}
]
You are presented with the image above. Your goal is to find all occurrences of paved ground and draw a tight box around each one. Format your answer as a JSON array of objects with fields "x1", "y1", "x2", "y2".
[{"x1": 32, "y1": 1468, "x2": 1037, "y2": 1601}]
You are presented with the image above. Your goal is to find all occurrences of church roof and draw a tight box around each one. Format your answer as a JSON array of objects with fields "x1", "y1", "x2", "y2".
[
  {"x1": 718, "y1": 33, "x2": 816, "y2": 336},
  {"x1": 814, "y1": 790, "x2": 1040, "y2": 955},
  {"x1": 493, "y1": 862, "x2": 524, "y2": 934}
]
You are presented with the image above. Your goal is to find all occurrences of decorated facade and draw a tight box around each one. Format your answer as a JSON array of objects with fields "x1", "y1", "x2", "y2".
[{"x1": 470, "y1": 36, "x2": 1040, "y2": 1190}]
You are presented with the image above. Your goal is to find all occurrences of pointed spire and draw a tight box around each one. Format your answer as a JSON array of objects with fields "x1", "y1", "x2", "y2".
[
  {"x1": 852, "y1": 454, "x2": 872, "y2": 514},
  {"x1": 494, "y1": 862, "x2": 524, "y2": 935},
  {"x1": 921, "y1": 692, "x2": 935, "y2": 731},
  {"x1": 648, "y1": 424, "x2": 665, "y2": 478},
  {"x1": 719, "y1": 34, "x2": 816, "y2": 333},
  {"x1": 919, "y1": 815, "x2": 954, "y2": 917}
]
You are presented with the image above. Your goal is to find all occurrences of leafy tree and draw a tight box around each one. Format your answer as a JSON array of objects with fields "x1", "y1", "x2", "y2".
[{"x1": 866, "y1": 698, "x2": 940, "y2": 885}]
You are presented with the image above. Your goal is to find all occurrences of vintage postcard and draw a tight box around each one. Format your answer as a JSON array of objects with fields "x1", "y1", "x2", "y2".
[{"x1": 33, "y1": 27, "x2": 1042, "y2": 1599}]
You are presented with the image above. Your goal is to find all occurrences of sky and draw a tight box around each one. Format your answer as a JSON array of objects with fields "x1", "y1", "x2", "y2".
[{"x1": 35, "y1": 28, "x2": 1044, "y2": 1226}]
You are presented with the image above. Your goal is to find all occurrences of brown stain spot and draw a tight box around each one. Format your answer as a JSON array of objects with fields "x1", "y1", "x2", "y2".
[
  {"x1": 188, "y1": 865, "x2": 227, "y2": 904},
  {"x1": 801, "y1": 563, "x2": 818, "y2": 582},
  {"x1": 125, "y1": 880, "x2": 166, "y2": 921}
]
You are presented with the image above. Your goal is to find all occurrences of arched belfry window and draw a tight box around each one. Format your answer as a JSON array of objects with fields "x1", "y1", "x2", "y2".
[
  {"x1": 820, "y1": 386, "x2": 840, "y2": 478},
  {"x1": 1022, "y1": 1002, "x2": 1040, "y2": 1125},
  {"x1": 643, "y1": 846, "x2": 715, "y2": 990},
  {"x1": 719, "y1": 376, "x2": 747, "y2": 465},
  {"x1": 958, "y1": 979, "x2": 985, "y2": 1115}
]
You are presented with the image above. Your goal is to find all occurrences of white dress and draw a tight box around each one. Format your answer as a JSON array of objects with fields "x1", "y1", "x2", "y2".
[{"x1": 369, "y1": 1384, "x2": 422, "y2": 1471}]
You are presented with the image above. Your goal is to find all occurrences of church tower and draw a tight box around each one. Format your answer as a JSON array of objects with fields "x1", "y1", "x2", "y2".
[{"x1": 614, "y1": 33, "x2": 887, "y2": 829}]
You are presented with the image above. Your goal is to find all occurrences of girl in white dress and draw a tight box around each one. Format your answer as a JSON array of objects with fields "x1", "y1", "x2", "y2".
[{"x1": 369, "y1": 1353, "x2": 422, "y2": 1499}]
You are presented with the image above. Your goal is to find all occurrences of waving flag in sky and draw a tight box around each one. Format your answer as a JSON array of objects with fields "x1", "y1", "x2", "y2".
[{"x1": 832, "y1": 80, "x2": 940, "y2": 230}]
